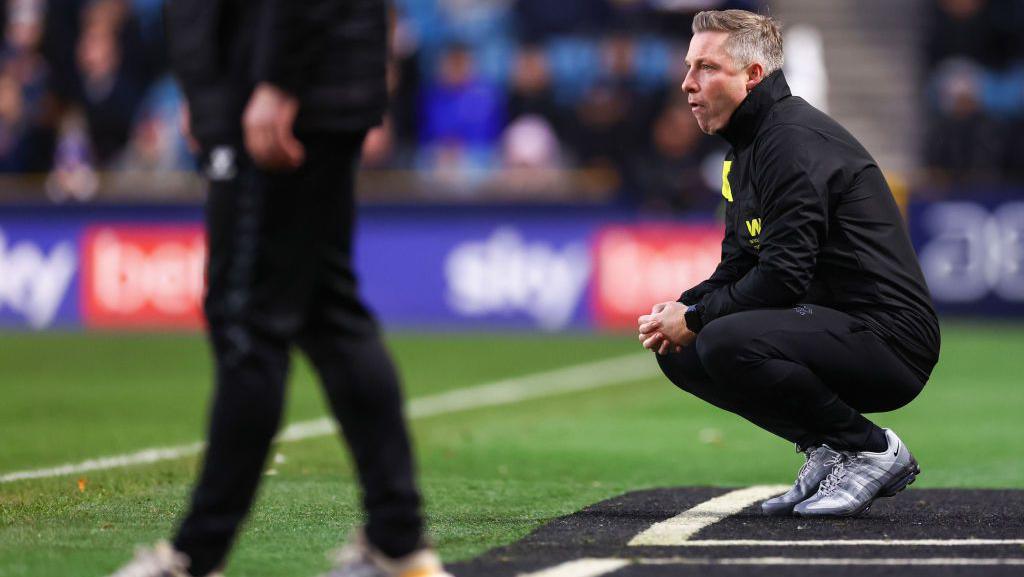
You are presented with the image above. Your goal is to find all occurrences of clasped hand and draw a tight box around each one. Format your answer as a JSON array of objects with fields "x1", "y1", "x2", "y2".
[{"x1": 638, "y1": 301, "x2": 696, "y2": 355}]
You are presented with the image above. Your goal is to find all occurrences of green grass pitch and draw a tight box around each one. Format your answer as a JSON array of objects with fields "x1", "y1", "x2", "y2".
[{"x1": 1, "y1": 323, "x2": 1022, "y2": 576}]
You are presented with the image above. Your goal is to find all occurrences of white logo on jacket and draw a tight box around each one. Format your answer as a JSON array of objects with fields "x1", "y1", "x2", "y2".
[{"x1": 206, "y1": 146, "x2": 237, "y2": 181}]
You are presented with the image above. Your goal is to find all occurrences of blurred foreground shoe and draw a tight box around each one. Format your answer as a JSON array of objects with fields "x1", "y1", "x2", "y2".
[
  {"x1": 762, "y1": 444, "x2": 843, "y2": 516},
  {"x1": 106, "y1": 541, "x2": 221, "y2": 577},
  {"x1": 320, "y1": 531, "x2": 453, "y2": 577},
  {"x1": 794, "y1": 429, "x2": 920, "y2": 517}
]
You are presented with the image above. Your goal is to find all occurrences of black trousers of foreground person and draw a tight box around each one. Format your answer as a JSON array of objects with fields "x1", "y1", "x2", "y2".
[
  {"x1": 173, "y1": 131, "x2": 422, "y2": 576},
  {"x1": 657, "y1": 305, "x2": 925, "y2": 452}
]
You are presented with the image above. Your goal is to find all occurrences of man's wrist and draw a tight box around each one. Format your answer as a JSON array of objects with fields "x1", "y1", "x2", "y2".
[{"x1": 685, "y1": 303, "x2": 705, "y2": 334}]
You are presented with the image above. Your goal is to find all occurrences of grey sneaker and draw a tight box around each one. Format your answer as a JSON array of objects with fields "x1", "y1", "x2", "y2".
[
  {"x1": 762, "y1": 444, "x2": 843, "y2": 516},
  {"x1": 320, "y1": 531, "x2": 453, "y2": 577},
  {"x1": 106, "y1": 541, "x2": 222, "y2": 577},
  {"x1": 793, "y1": 429, "x2": 920, "y2": 517}
]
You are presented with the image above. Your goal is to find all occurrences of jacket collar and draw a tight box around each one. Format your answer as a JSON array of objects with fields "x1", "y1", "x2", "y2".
[{"x1": 718, "y1": 69, "x2": 791, "y2": 150}]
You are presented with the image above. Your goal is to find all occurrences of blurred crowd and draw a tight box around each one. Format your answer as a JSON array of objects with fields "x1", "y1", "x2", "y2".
[
  {"x1": 923, "y1": 0, "x2": 1024, "y2": 185},
  {"x1": 0, "y1": 0, "x2": 190, "y2": 200},
  {"x1": 6, "y1": 0, "x2": 1020, "y2": 207},
  {"x1": 0, "y1": 0, "x2": 756, "y2": 208},
  {"x1": 363, "y1": 0, "x2": 765, "y2": 209}
]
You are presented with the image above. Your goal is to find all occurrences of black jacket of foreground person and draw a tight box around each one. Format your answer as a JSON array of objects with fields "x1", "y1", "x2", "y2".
[
  {"x1": 164, "y1": 0, "x2": 388, "y2": 146},
  {"x1": 681, "y1": 71, "x2": 939, "y2": 382}
]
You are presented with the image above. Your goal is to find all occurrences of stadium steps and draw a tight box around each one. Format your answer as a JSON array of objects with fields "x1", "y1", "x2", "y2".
[{"x1": 774, "y1": 0, "x2": 925, "y2": 176}]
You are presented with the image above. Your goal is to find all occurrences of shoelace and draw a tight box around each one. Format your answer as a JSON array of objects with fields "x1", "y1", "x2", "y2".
[
  {"x1": 798, "y1": 448, "x2": 823, "y2": 481},
  {"x1": 816, "y1": 454, "x2": 848, "y2": 496},
  {"x1": 796, "y1": 447, "x2": 832, "y2": 481},
  {"x1": 796, "y1": 452, "x2": 815, "y2": 481}
]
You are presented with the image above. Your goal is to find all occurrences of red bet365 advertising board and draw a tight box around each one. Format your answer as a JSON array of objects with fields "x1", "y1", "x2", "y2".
[
  {"x1": 591, "y1": 224, "x2": 722, "y2": 329},
  {"x1": 81, "y1": 225, "x2": 207, "y2": 329}
]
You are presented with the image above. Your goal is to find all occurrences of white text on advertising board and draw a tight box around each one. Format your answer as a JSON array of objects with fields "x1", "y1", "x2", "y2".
[
  {"x1": 0, "y1": 229, "x2": 76, "y2": 329},
  {"x1": 445, "y1": 227, "x2": 591, "y2": 331}
]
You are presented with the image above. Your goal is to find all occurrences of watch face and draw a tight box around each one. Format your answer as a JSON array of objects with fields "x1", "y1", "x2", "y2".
[{"x1": 684, "y1": 305, "x2": 703, "y2": 332}]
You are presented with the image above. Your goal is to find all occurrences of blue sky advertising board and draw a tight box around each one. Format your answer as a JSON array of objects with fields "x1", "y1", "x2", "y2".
[
  {"x1": 0, "y1": 221, "x2": 81, "y2": 329},
  {"x1": 354, "y1": 213, "x2": 600, "y2": 330}
]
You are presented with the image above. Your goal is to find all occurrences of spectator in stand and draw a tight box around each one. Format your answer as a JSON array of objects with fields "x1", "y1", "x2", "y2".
[
  {"x1": 925, "y1": 0, "x2": 1013, "y2": 71},
  {"x1": 567, "y1": 81, "x2": 630, "y2": 175},
  {"x1": 629, "y1": 95, "x2": 722, "y2": 213},
  {"x1": 0, "y1": 0, "x2": 55, "y2": 172},
  {"x1": 506, "y1": 44, "x2": 566, "y2": 139},
  {"x1": 75, "y1": 0, "x2": 156, "y2": 164},
  {"x1": 561, "y1": 33, "x2": 654, "y2": 191},
  {"x1": 923, "y1": 0, "x2": 1024, "y2": 185},
  {"x1": 44, "y1": 109, "x2": 98, "y2": 200},
  {"x1": 498, "y1": 113, "x2": 569, "y2": 194},
  {"x1": 112, "y1": 79, "x2": 192, "y2": 174},
  {"x1": 5, "y1": 0, "x2": 43, "y2": 53},
  {"x1": 513, "y1": 0, "x2": 613, "y2": 42},
  {"x1": 418, "y1": 43, "x2": 505, "y2": 170},
  {"x1": 377, "y1": 6, "x2": 422, "y2": 168},
  {"x1": 599, "y1": 32, "x2": 668, "y2": 134},
  {"x1": 43, "y1": 0, "x2": 162, "y2": 167},
  {"x1": 0, "y1": 57, "x2": 51, "y2": 171},
  {"x1": 924, "y1": 60, "x2": 1003, "y2": 184}
]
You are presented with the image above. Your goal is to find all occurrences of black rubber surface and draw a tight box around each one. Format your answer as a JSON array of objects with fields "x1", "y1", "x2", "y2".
[{"x1": 448, "y1": 488, "x2": 1024, "y2": 577}]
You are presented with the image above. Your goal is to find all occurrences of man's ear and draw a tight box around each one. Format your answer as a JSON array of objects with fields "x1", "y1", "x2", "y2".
[{"x1": 745, "y1": 62, "x2": 766, "y2": 92}]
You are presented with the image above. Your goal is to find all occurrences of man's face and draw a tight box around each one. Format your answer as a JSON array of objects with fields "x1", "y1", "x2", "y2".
[{"x1": 682, "y1": 32, "x2": 752, "y2": 134}]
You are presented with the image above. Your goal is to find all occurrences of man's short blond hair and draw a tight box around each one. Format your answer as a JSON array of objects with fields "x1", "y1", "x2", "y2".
[{"x1": 692, "y1": 9, "x2": 784, "y2": 75}]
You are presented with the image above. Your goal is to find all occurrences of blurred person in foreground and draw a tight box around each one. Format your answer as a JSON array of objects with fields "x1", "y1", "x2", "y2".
[
  {"x1": 106, "y1": 1, "x2": 452, "y2": 576},
  {"x1": 637, "y1": 10, "x2": 940, "y2": 517}
]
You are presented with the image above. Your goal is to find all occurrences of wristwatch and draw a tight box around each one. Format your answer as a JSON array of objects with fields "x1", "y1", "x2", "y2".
[{"x1": 684, "y1": 303, "x2": 705, "y2": 334}]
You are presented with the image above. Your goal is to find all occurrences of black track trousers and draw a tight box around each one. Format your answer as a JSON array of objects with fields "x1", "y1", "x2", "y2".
[
  {"x1": 173, "y1": 132, "x2": 422, "y2": 575},
  {"x1": 657, "y1": 304, "x2": 924, "y2": 452}
]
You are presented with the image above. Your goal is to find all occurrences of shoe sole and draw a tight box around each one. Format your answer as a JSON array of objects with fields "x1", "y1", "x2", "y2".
[
  {"x1": 879, "y1": 457, "x2": 920, "y2": 498},
  {"x1": 794, "y1": 458, "x2": 920, "y2": 518}
]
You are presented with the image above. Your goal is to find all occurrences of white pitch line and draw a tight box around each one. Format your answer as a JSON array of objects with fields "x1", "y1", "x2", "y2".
[
  {"x1": 666, "y1": 538, "x2": 1024, "y2": 547},
  {"x1": 0, "y1": 443, "x2": 207, "y2": 485},
  {"x1": 1, "y1": 352, "x2": 658, "y2": 484},
  {"x1": 628, "y1": 484, "x2": 790, "y2": 546},
  {"x1": 640, "y1": 557, "x2": 1024, "y2": 566},
  {"x1": 516, "y1": 558, "x2": 631, "y2": 577},
  {"x1": 517, "y1": 556, "x2": 1024, "y2": 577}
]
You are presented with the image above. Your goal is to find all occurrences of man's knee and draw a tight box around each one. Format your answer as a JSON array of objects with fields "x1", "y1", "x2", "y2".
[
  {"x1": 206, "y1": 320, "x2": 289, "y2": 432},
  {"x1": 655, "y1": 346, "x2": 709, "y2": 392},
  {"x1": 695, "y1": 314, "x2": 761, "y2": 379},
  {"x1": 208, "y1": 315, "x2": 284, "y2": 360}
]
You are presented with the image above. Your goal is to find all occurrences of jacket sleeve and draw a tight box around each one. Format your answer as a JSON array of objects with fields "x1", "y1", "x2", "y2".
[
  {"x1": 251, "y1": 0, "x2": 325, "y2": 94},
  {"x1": 696, "y1": 125, "x2": 832, "y2": 324},
  {"x1": 679, "y1": 200, "x2": 757, "y2": 305},
  {"x1": 164, "y1": 0, "x2": 233, "y2": 141}
]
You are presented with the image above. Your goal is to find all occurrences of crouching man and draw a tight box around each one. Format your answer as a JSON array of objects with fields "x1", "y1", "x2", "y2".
[{"x1": 639, "y1": 10, "x2": 940, "y2": 516}]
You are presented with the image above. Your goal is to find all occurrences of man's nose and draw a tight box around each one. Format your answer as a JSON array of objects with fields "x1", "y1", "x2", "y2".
[{"x1": 681, "y1": 70, "x2": 697, "y2": 94}]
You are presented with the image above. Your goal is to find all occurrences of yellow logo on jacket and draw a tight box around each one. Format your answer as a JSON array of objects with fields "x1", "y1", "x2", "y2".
[
  {"x1": 721, "y1": 161, "x2": 733, "y2": 202},
  {"x1": 745, "y1": 218, "x2": 762, "y2": 237}
]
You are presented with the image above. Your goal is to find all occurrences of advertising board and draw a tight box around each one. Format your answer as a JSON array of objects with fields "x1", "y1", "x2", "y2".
[{"x1": 0, "y1": 222, "x2": 80, "y2": 329}]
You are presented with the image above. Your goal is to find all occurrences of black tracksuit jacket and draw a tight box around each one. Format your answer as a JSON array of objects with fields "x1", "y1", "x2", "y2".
[
  {"x1": 164, "y1": 0, "x2": 388, "y2": 148},
  {"x1": 681, "y1": 71, "x2": 940, "y2": 382}
]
